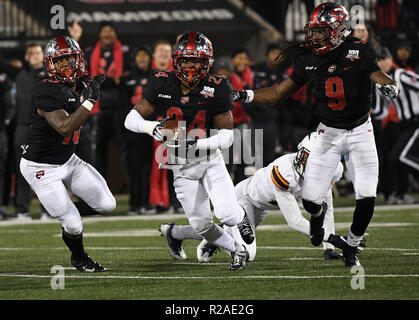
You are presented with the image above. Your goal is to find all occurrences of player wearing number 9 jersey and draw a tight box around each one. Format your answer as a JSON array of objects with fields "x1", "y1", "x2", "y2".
[
  {"x1": 125, "y1": 32, "x2": 255, "y2": 270},
  {"x1": 21, "y1": 36, "x2": 116, "y2": 272},
  {"x1": 233, "y1": 3, "x2": 400, "y2": 267}
]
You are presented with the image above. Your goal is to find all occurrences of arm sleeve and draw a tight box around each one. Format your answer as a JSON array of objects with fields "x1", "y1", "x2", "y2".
[
  {"x1": 196, "y1": 128, "x2": 233, "y2": 150},
  {"x1": 273, "y1": 188, "x2": 310, "y2": 236},
  {"x1": 362, "y1": 42, "x2": 381, "y2": 77},
  {"x1": 290, "y1": 55, "x2": 309, "y2": 87},
  {"x1": 212, "y1": 78, "x2": 234, "y2": 116},
  {"x1": 32, "y1": 83, "x2": 66, "y2": 112}
]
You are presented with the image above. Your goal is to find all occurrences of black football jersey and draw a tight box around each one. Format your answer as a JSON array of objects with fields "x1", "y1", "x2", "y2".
[
  {"x1": 143, "y1": 71, "x2": 233, "y2": 137},
  {"x1": 290, "y1": 40, "x2": 380, "y2": 128},
  {"x1": 23, "y1": 79, "x2": 82, "y2": 164}
]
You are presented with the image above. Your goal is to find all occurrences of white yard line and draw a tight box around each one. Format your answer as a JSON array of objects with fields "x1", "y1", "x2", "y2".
[
  {"x1": 0, "y1": 246, "x2": 417, "y2": 251},
  {"x1": 0, "y1": 273, "x2": 417, "y2": 280},
  {"x1": 0, "y1": 204, "x2": 418, "y2": 227}
]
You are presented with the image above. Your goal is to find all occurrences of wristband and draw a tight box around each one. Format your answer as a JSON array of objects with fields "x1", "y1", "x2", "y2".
[
  {"x1": 81, "y1": 100, "x2": 94, "y2": 111},
  {"x1": 245, "y1": 90, "x2": 254, "y2": 103}
]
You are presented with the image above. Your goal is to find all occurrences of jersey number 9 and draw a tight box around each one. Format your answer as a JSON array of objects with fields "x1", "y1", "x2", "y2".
[{"x1": 325, "y1": 77, "x2": 346, "y2": 110}]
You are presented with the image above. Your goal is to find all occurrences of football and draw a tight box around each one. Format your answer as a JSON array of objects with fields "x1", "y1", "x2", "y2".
[{"x1": 160, "y1": 119, "x2": 183, "y2": 142}]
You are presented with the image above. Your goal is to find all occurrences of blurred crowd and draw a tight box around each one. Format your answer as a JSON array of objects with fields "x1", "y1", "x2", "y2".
[{"x1": 0, "y1": 16, "x2": 418, "y2": 220}]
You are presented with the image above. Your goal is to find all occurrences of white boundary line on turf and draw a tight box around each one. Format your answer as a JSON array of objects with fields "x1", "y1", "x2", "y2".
[{"x1": 0, "y1": 273, "x2": 418, "y2": 280}]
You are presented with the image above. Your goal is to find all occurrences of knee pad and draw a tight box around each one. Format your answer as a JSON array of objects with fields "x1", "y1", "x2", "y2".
[
  {"x1": 99, "y1": 196, "x2": 116, "y2": 213},
  {"x1": 302, "y1": 199, "x2": 322, "y2": 215},
  {"x1": 356, "y1": 182, "x2": 377, "y2": 199},
  {"x1": 189, "y1": 217, "x2": 213, "y2": 235},
  {"x1": 215, "y1": 203, "x2": 242, "y2": 227},
  {"x1": 59, "y1": 212, "x2": 83, "y2": 236}
]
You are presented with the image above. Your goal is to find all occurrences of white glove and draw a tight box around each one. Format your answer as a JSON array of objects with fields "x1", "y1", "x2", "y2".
[{"x1": 376, "y1": 82, "x2": 400, "y2": 99}]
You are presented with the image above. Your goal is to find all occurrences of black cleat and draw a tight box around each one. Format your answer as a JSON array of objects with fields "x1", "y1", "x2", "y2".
[
  {"x1": 229, "y1": 249, "x2": 249, "y2": 270},
  {"x1": 328, "y1": 234, "x2": 366, "y2": 251},
  {"x1": 309, "y1": 202, "x2": 327, "y2": 246},
  {"x1": 237, "y1": 211, "x2": 255, "y2": 245},
  {"x1": 159, "y1": 223, "x2": 186, "y2": 260},
  {"x1": 343, "y1": 243, "x2": 361, "y2": 267},
  {"x1": 71, "y1": 254, "x2": 105, "y2": 272},
  {"x1": 323, "y1": 249, "x2": 343, "y2": 260}
]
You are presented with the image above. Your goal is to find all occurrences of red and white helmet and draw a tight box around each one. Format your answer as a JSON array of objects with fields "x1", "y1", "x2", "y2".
[
  {"x1": 304, "y1": 2, "x2": 351, "y2": 55},
  {"x1": 172, "y1": 32, "x2": 214, "y2": 83},
  {"x1": 44, "y1": 36, "x2": 85, "y2": 83}
]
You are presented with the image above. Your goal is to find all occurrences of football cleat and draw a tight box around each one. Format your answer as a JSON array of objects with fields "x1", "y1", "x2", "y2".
[
  {"x1": 309, "y1": 202, "x2": 327, "y2": 246},
  {"x1": 71, "y1": 254, "x2": 105, "y2": 272},
  {"x1": 328, "y1": 234, "x2": 366, "y2": 251},
  {"x1": 342, "y1": 243, "x2": 361, "y2": 267},
  {"x1": 197, "y1": 239, "x2": 219, "y2": 263},
  {"x1": 229, "y1": 248, "x2": 249, "y2": 271},
  {"x1": 159, "y1": 223, "x2": 187, "y2": 260},
  {"x1": 323, "y1": 249, "x2": 343, "y2": 260},
  {"x1": 237, "y1": 212, "x2": 255, "y2": 245}
]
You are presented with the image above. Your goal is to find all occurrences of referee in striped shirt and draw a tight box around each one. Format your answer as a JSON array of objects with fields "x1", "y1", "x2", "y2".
[{"x1": 374, "y1": 47, "x2": 419, "y2": 204}]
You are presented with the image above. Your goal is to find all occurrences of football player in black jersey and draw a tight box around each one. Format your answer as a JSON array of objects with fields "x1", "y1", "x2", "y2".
[
  {"x1": 20, "y1": 36, "x2": 116, "y2": 272},
  {"x1": 125, "y1": 32, "x2": 255, "y2": 270},
  {"x1": 233, "y1": 3, "x2": 400, "y2": 267}
]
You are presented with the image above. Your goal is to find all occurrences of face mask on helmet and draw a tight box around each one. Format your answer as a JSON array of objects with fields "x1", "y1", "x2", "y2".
[
  {"x1": 178, "y1": 57, "x2": 204, "y2": 83},
  {"x1": 44, "y1": 36, "x2": 85, "y2": 83},
  {"x1": 293, "y1": 132, "x2": 317, "y2": 179},
  {"x1": 172, "y1": 32, "x2": 214, "y2": 83},
  {"x1": 53, "y1": 54, "x2": 77, "y2": 81}
]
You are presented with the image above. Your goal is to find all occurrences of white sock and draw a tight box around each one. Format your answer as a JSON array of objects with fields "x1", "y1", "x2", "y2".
[
  {"x1": 210, "y1": 230, "x2": 236, "y2": 253},
  {"x1": 171, "y1": 225, "x2": 203, "y2": 241},
  {"x1": 347, "y1": 231, "x2": 362, "y2": 247}
]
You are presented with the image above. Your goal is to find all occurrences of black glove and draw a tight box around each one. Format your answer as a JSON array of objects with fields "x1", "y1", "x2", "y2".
[
  {"x1": 232, "y1": 89, "x2": 249, "y2": 103},
  {"x1": 81, "y1": 74, "x2": 106, "y2": 104}
]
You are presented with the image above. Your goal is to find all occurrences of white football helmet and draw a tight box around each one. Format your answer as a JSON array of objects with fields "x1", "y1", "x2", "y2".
[{"x1": 293, "y1": 132, "x2": 318, "y2": 179}]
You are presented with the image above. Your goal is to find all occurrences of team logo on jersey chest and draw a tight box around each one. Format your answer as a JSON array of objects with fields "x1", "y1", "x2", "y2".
[
  {"x1": 328, "y1": 65, "x2": 336, "y2": 73},
  {"x1": 346, "y1": 49, "x2": 359, "y2": 60},
  {"x1": 181, "y1": 96, "x2": 189, "y2": 104},
  {"x1": 200, "y1": 86, "x2": 215, "y2": 98}
]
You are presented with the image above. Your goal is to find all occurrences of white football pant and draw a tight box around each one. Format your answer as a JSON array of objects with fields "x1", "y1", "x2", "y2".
[
  {"x1": 20, "y1": 154, "x2": 116, "y2": 235},
  {"x1": 303, "y1": 117, "x2": 378, "y2": 203}
]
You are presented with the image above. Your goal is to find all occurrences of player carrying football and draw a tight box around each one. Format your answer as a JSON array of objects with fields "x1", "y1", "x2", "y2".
[
  {"x1": 233, "y1": 2, "x2": 400, "y2": 266},
  {"x1": 124, "y1": 32, "x2": 255, "y2": 270},
  {"x1": 21, "y1": 36, "x2": 116, "y2": 272}
]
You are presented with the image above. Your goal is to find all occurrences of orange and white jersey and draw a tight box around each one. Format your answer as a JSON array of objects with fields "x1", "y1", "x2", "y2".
[{"x1": 244, "y1": 153, "x2": 343, "y2": 212}]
